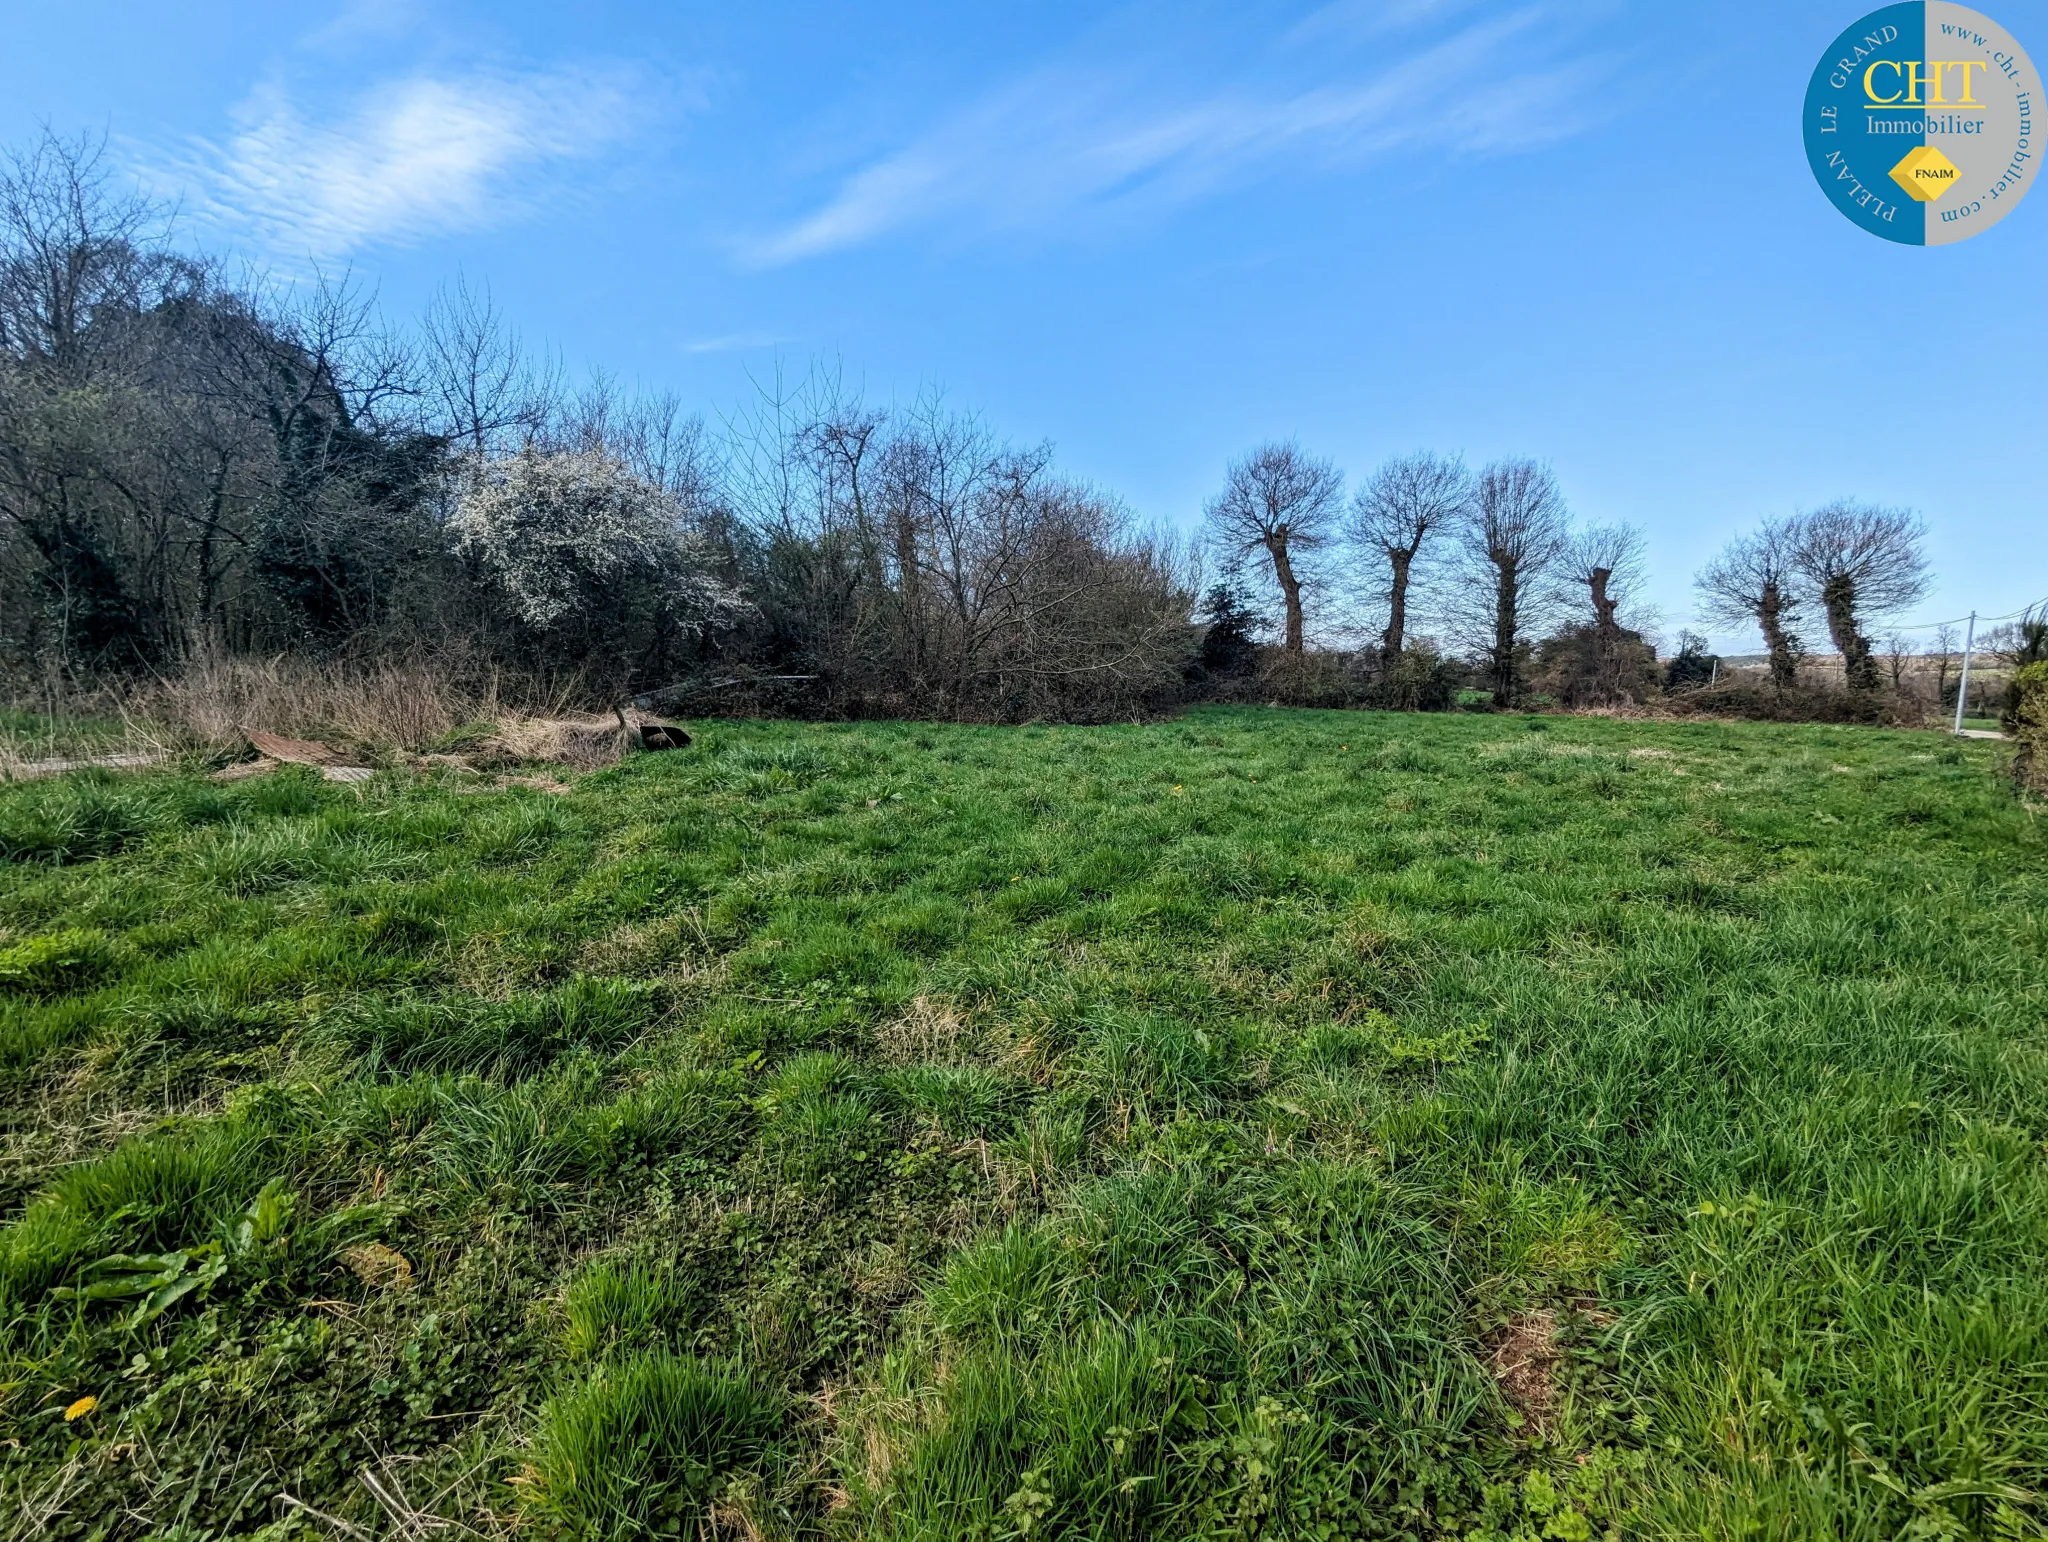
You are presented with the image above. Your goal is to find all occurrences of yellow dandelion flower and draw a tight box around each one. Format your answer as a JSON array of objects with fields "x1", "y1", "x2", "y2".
[{"x1": 63, "y1": 1395, "x2": 97, "y2": 1421}]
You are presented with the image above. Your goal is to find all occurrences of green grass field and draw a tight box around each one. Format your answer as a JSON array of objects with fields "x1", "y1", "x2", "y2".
[{"x1": 1, "y1": 708, "x2": 2042, "y2": 1540}]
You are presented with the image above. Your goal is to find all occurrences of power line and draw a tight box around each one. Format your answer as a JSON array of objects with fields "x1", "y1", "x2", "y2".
[{"x1": 1881, "y1": 596, "x2": 2046, "y2": 633}]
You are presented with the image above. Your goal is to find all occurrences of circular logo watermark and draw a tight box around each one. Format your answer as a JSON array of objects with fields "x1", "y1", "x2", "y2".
[{"x1": 1804, "y1": 3, "x2": 2040, "y2": 244}]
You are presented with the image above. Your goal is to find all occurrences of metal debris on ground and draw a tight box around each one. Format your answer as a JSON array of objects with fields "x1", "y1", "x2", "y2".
[
  {"x1": 246, "y1": 731, "x2": 342, "y2": 766},
  {"x1": 244, "y1": 730, "x2": 376, "y2": 782}
]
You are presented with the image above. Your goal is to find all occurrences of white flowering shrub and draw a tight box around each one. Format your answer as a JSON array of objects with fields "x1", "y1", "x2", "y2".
[{"x1": 450, "y1": 449, "x2": 747, "y2": 638}]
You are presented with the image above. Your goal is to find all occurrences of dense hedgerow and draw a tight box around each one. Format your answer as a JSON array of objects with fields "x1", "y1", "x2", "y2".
[{"x1": 2006, "y1": 661, "x2": 2048, "y2": 794}]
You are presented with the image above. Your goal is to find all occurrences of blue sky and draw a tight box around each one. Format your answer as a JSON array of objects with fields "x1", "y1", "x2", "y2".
[{"x1": 5, "y1": 0, "x2": 2043, "y2": 649}]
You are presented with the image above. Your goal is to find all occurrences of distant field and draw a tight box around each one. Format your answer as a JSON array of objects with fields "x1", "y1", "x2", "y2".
[{"x1": 1, "y1": 709, "x2": 2043, "y2": 1540}]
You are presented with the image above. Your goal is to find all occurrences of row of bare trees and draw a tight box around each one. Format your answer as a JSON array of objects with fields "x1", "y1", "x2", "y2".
[
  {"x1": 1203, "y1": 443, "x2": 1654, "y2": 707},
  {"x1": 1695, "y1": 503, "x2": 1930, "y2": 692}
]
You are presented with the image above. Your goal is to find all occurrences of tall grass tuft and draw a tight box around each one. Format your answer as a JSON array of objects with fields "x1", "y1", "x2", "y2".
[
  {"x1": 0, "y1": 1119, "x2": 277, "y2": 1303},
  {"x1": 0, "y1": 775, "x2": 165, "y2": 864},
  {"x1": 561, "y1": 1258, "x2": 690, "y2": 1362},
  {"x1": 518, "y1": 1351, "x2": 784, "y2": 1539},
  {"x1": 341, "y1": 978, "x2": 664, "y2": 1078}
]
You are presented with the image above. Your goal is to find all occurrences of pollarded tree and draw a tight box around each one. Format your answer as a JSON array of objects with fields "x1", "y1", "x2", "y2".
[
  {"x1": 1927, "y1": 621, "x2": 1961, "y2": 709},
  {"x1": 1558, "y1": 520, "x2": 1653, "y2": 704},
  {"x1": 1203, "y1": 442, "x2": 1342, "y2": 655},
  {"x1": 1791, "y1": 501, "x2": 1929, "y2": 692},
  {"x1": 1347, "y1": 450, "x2": 1470, "y2": 657},
  {"x1": 1461, "y1": 458, "x2": 1570, "y2": 706},
  {"x1": 1696, "y1": 519, "x2": 1805, "y2": 689}
]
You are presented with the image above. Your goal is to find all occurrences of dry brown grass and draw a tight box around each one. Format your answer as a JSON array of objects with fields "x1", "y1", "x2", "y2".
[
  {"x1": 140, "y1": 653, "x2": 551, "y2": 753},
  {"x1": 484, "y1": 714, "x2": 629, "y2": 769},
  {"x1": 874, "y1": 996, "x2": 967, "y2": 1064},
  {"x1": 130, "y1": 655, "x2": 661, "y2": 774}
]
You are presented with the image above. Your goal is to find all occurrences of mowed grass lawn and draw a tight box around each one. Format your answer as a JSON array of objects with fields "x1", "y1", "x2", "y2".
[{"x1": 0, "y1": 708, "x2": 2043, "y2": 1540}]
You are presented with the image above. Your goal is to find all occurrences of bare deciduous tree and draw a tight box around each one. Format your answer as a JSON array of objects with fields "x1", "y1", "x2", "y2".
[
  {"x1": 420, "y1": 275, "x2": 547, "y2": 461},
  {"x1": 1204, "y1": 442, "x2": 1342, "y2": 655},
  {"x1": 1927, "y1": 621, "x2": 1960, "y2": 709},
  {"x1": 0, "y1": 131, "x2": 447, "y2": 666},
  {"x1": 1880, "y1": 631, "x2": 1918, "y2": 693},
  {"x1": 1559, "y1": 521, "x2": 1650, "y2": 704},
  {"x1": 1696, "y1": 520, "x2": 1805, "y2": 689},
  {"x1": 1792, "y1": 501, "x2": 1929, "y2": 692},
  {"x1": 1460, "y1": 458, "x2": 1569, "y2": 706},
  {"x1": 0, "y1": 130, "x2": 170, "y2": 370},
  {"x1": 718, "y1": 375, "x2": 1194, "y2": 718},
  {"x1": 1347, "y1": 450, "x2": 1469, "y2": 657}
]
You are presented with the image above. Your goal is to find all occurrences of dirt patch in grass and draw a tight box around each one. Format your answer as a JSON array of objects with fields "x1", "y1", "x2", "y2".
[{"x1": 1488, "y1": 1309, "x2": 1562, "y2": 1435}]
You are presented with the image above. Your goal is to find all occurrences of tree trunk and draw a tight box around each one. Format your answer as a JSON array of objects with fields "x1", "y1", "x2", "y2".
[
  {"x1": 891, "y1": 506, "x2": 923, "y2": 690},
  {"x1": 1383, "y1": 547, "x2": 1413, "y2": 657},
  {"x1": 1588, "y1": 565, "x2": 1620, "y2": 699},
  {"x1": 196, "y1": 453, "x2": 231, "y2": 645},
  {"x1": 1267, "y1": 536, "x2": 1304, "y2": 654},
  {"x1": 1822, "y1": 575, "x2": 1879, "y2": 691},
  {"x1": 1490, "y1": 556, "x2": 1520, "y2": 705},
  {"x1": 1757, "y1": 582, "x2": 1798, "y2": 689}
]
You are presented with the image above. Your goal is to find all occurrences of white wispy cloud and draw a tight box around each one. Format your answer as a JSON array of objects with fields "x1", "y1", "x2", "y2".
[
  {"x1": 1284, "y1": 0, "x2": 1493, "y2": 46},
  {"x1": 750, "y1": 7, "x2": 1610, "y2": 265},
  {"x1": 165, "y1": 64, "x2": 652, "y2": 258},
  {"x1": 685, "y1": 331, "x2": 786, "y2": 355}
]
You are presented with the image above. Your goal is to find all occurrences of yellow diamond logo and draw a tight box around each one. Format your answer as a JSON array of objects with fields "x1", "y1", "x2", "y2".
[{"x1": 1889, "y1": 145, "x2": 1961, "y2": 202}]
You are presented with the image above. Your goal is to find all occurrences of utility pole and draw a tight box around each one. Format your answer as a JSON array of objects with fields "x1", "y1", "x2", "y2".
[{"x1": 1952, "y1": 611, "x2": 1977, "y2": 734}]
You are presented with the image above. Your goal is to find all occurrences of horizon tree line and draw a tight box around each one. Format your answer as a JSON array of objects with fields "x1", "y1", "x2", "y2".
[{"x1": 0, "y1": 128, "x2": 1964, "y2": 722}]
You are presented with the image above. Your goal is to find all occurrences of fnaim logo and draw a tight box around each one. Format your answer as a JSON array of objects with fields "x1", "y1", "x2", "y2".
[{"x1": 1804, "y1": 3, "x2": 2039, "y2": 244}]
